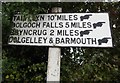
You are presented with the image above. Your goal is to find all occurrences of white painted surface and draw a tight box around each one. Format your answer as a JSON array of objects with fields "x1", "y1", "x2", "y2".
[
  {"x1": 9, "y1": 13, "x2": 112, "y2": 47},
  {"x1": 47, "y1": 47, "x2": 61, "y2": 81}
]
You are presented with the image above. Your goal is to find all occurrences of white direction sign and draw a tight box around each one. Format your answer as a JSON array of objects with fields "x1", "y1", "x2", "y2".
[{"x1": 8, "y1": 13, "x2": 112, "y2": 47}]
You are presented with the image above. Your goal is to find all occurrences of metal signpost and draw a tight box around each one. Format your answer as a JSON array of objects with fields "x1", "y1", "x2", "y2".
[{"x1": 8, "y1": 7, "x2": 113, "y2": 82}]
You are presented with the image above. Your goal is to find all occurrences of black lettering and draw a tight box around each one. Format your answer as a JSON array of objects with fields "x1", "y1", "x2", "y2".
[
  {"x1": 43, "y1": 30, "x2": 47, "y2": 35},
  {"x1": 66, "y1": 38, "x2": 70, "y2": 44},
  {"x1": 26, "y1": 37, "x2": 29, "y2": 43},
  {"x1": 16, "y1": 15, "x2": 21, "y2": 21},
  {"x1": 59, "y1": 22, "x2": 63, "y2": 28},
  {"x1": 71, "y1": 22, "x2": 76, "y2": 28},
  {"x1": 57, "y1": 15, "x2": 62, "y2": 20},
  {"x1": 37, "y1": 30, "x2": 42, "y2": 35},
  {"x1": 30, "y1": 37, "x2": 33, "y2": 43},
  {"x1": 21, "y1": 37, "x2": 26, "y2": 43},
  {"x1": 40, "y1": 15, "x2": 44, "y2": 21},
  {"x1": 28, "y1": 22, "x2": 31, "y2": 28},
  {"x1": 74, "y1": 15, "x2": 78, "y2": 20},
  {"x1": 23, "y1": 30, "x2": 29, "y2": 35},
  {"x1": 49, "y1": 37, "x2": 53, "y2": 44},
  {"x1": 50, "y1": 30, "x2": 54, "y2": 36},
  {"x1": 48, "y1": 15, "x2": 55, "y2": 21},
  {"x1": 61, "y1": 38, "x2": 64, "y2": 43},
  {"x1": 8, "y1": 36, "x2": 13, "y2": 43},
  {"x1": 64, "y1": 15, "x2": 68, "y2": 21},
  {"x1": 74, "y1": 30, "x2": 79, "y2": 36},
  {"x1": 51, "y1": 22, "x2": 54, "y2": 28},
  {"x1": 82, "y1": 22, "x2": 87, "y2": 28},
  {"x1": 70, "y1": 30, "x2": 74, "y2": 36},
  {"x1": 36, "y1": 15, "x2": 39, "y2": 21},
  {"x1": 43, "y1": 37, "x2": 47, "y2": 43},
  {"x1": 33, "y1": 30, "x2": 37, "y2": 35},
  {"x1": 36, "y1": 22, "x2": 41, "y2": 28},
  {"x1": 38, "y1": 37, "x2": 42, "y2": 43},
  {"x1": 82, "y1": 38, "x2": 86, "y2": 44},
  {"x1": 9, "y1": 37, "x2": 22, "y2": 43},
  {"x1": 56, "y1": 37, "x2": 60, "y2": 44},
  {"x1": 48, "y1": 15, "x2": 51, "y2": 20},
  {"x1": 87, "y1": 38, "x2": 91, "y2": 44},
  {"x1": 57, "y1": 30, "x2": 62, "y2": 36},
  {"x1": 13, "y1": 37, "x2": 17, "y2": 43},
  {"x1": 28, "y1": 30, "x2": 32, "y2": 35},
  {"x1": 13, "y1": 15, "x2": 18, "y2": 21},
  {"x1": 69, "y1": 15, "x2": 72, "y2": 21},
  {"x1": 65, "y1": 22, "x2": 69, "y2": 28},
  {"x1": 23, "y1": 30, "x2": 28, "y2": 35},
  {"x1": 65, "y1": 30, "x2": 69, "y2": 36},
  {"x1": 87, "y1": 22, "x2": 92, "y2": 28},
  {"x1": 23, "y1": 22, "x2": 28, "y2": 28},
  {"x1": 12, "y1": 37, "x2": 16, "y2": 43},
  {"x1": 46, "y1": 22, "x2": 50, "y2": 28},
  {"x1": 13, "y1": 23, "x2": 16, "y2": 27},
  {"x1": 19, "y1": 30, "x2": 23, "y2": 35},
  {"x1": 43, "y1": 22, "x2": 46, "y2": 28},
  {"x1": 15, "y1": 22, "x2": 20, "y2": 28},
  {"x1": 92, "y1": 38, "x2": 97, "y2": 44},
  {"x1": 36, "y1": 15, "x2": 44, "y2": 21},
  {"x1": 76, "y1": 38, "x2": 81, "y2": 44},
  {"x1": 14, "y1": 22, "x2": 41, "y2": 28},
  {"x1": 34, "y1": 37, "x2": 37, "y2": 43},
  {"x1": 71, "y1": 38, "x2": 76, "y2": 44},
  {"x1": 17, "y1": 37, "x2": 20, "y2": 43}
]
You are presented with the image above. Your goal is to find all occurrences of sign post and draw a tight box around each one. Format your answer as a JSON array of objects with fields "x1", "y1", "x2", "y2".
[
  {"x1": 47, "y1": 7, "x2": 62, "y2": 82},
  {"x1": 9, "y1": 13, "x2": 112, "y2": 47},
  {"x1": 8, "y1": 8, "x2": 113, "y2": 82},
  {"x1": 9, "y1": 12, "x2": 112, "y2": 47}
]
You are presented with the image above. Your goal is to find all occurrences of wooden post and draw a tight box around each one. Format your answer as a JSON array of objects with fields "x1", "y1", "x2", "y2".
[{"x1": 47, "y1": 7, "x2": 62, "y2": 82}]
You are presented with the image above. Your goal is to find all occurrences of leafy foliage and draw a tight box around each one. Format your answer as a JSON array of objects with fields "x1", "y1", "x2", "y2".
[{"x1": 2, "y1": 2, "x2": 120, "y2": 82}]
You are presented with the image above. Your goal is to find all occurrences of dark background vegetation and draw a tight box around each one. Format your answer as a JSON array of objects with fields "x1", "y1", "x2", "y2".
[{"x1": 2, "y1": 2, "x2": 120, "y2": 82}]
